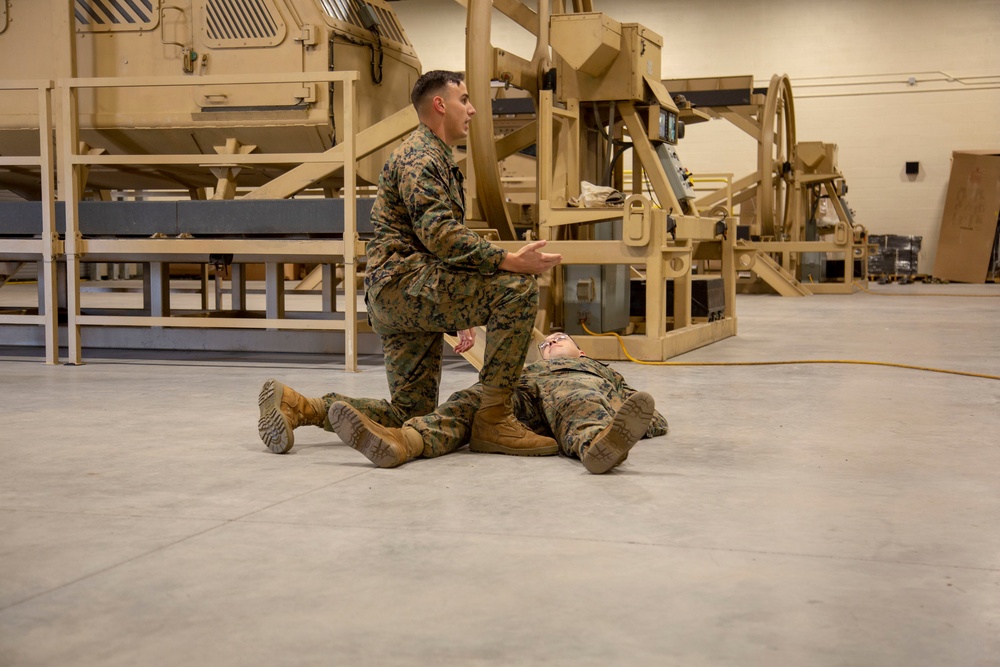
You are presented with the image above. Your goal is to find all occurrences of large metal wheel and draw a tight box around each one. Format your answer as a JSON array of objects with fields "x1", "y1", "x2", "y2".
[
  {"x1": 464, "y1": 0, "x2": 592, "y2": 240},
  {"x1": 757, "y1": 74, "x2": 796, "y2": 238},
  {"x1": 465, "y1": 0, "x2": 517, "y2": 239}
]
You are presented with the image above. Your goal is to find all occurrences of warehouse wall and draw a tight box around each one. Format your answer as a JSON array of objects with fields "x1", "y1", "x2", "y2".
[{"x1": 393, "y1": 0, "x2": 1000, "y2": 275}]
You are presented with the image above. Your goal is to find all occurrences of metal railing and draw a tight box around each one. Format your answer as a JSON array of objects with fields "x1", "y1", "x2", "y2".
[
  {"x1": 0, "y1": 79, "x2": 60, "y2": 364},
  {"x1": 53, "y1": 71, "x2": 366, "y2": 368}
]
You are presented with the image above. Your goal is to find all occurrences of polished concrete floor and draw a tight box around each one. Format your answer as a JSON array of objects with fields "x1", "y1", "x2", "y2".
[{"x1": 2, "y1": 284, "x2": 999, "y2": 666}]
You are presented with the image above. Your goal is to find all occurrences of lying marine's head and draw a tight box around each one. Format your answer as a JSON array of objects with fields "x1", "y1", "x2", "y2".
[{"x1": 538, "y1": 332, "x2": 586, "y2": 361}]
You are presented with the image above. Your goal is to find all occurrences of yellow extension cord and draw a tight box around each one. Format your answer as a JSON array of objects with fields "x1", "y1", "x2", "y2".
[
  {"x1": 852, "y1": 280, "x2": 1000, "y2": 298},
  {"x1": 578, "y1": 321, "x2": 1000, "y2": 382}
]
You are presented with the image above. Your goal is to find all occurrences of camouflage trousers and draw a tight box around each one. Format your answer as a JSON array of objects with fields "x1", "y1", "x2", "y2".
[
  {"x1": 365, "y1": 265, "x2": 538, "y2": 425},
  {"x1": 319, "y1": 391, "x2": 403, "y2": 428},
  {"x1": 319, "y1": 376, "x2": 642, "y2": 459},
  {"x1": 401, "y1": 370, "x2": 626, "y2": 459}
]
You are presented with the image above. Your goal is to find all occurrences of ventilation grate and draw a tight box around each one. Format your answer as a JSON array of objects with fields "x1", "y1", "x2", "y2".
[
  {"x1": 319, "y1": 0, "x2": 362, "y2": 27},
  {"x1": 205, "y1": 0, "x2": 279, "y2": 41},
  {"x1": 318, "y1": 0, "x2": 410, "y2": 46},
  {"x1": 369, "y1": 4, "x2": 405, "y2": 44},
  {"x1": 75, "y1": 0, "x2": 157, "y2": 30}
]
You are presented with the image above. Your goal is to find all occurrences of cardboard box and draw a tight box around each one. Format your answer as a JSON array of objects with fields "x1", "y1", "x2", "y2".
[{"x1": 933, "y1": 150, "x2": 1000, "y2": 283}]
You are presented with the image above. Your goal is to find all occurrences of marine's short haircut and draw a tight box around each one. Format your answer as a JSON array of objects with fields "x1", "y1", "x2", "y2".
[{"x1": 411, "y1": 70, "x2": 465, "y2": 111}]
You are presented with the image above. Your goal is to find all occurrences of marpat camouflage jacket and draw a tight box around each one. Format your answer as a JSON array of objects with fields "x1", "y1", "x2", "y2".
[{"x1": 365, "y1": 124, "x2": 506, "y2": 298}]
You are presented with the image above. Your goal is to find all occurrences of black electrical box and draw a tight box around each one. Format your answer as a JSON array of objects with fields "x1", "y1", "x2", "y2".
[{"x1": 630, "y1": 277, "x2": 726, "y2": 321}]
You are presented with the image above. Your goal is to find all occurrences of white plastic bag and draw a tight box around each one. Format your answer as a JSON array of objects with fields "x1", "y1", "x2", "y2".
[{"x1": 570, "y1": 181, "x2": 625, "y2": 208}]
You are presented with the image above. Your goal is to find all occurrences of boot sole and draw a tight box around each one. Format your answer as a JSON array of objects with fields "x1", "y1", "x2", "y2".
[
  {"x1": 257, "y1": 379, "x2": 294, "y2": 454},
  {"x1": 582, "y1": 391, "x2": 655, "y2": 474},
  {"x1": 469, "y1": 440, "x2": 558, "y2": 456},
  {"x1": 328, "y1": 402, "x2": 402, "y2": 468}
]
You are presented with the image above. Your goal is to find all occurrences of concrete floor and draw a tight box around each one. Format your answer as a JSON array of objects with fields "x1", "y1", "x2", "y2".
[{"x1": 1, "y1": 284, "x2": 999, "y2": 666}]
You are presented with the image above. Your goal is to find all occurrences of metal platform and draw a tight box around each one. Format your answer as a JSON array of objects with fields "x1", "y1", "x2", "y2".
[
  {"x1": 0, "y1": 198, "x2": 375, "y2": 239},
  {"x1": 0, "y1": 72, "x2": 379, "y2": 368},
  {"x1": 0, "y1": 198, "x2": 377, "y2": 365}
]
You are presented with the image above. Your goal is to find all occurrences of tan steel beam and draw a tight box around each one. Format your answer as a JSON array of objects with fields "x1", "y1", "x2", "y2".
[
  {"x1": 496, "y1": 121, "x2": 539, "y2": 161},
  {"x1": 575, "y1": 318, "x2": 738, "y2": 362},
  {"x1": 717, "y1": 108, "x2": 761, "y2": 140},
  {"x1": 73, "y1": 316, "x2": 365, "y2": 331},
  {"x1": 735, "y1": 243, "x2": 812, "y2": 296},
  {"x1": 241, "y1": 105, "x2": 418, "y2": 200},
  {"x1": 495, "y1": 0, "x2": 539, "y2": 34},
  {"x1": 694, "y1": 171, "x2": 760, "y2": 210}
]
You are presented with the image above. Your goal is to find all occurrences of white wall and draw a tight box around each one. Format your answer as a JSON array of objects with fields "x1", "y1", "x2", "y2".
[{"x1": 392, "y1": 0, "x2": 1000, "y2": 273}]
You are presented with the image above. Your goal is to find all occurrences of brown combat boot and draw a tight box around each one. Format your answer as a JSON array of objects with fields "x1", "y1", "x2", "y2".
[
  {"x1": 257, "y1": 378, "x2": 327, "y2": 454},
  {"x1": 469, "y1": 386, "x2": 558, "y2": 456},
  {"x1": 327, "y1": 401, "x2": 424, "y2": 468},
  {"x1": 581, "y1": 391, "x2": 655, "y2": 474}
]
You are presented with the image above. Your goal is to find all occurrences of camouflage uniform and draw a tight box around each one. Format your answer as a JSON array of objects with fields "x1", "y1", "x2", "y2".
[
  {"x1": 364, "y1": 123, "x2": 538, "y2": 426},
  {"x1": 395, "y1": 357, "x2": 669, "y2": 460}
]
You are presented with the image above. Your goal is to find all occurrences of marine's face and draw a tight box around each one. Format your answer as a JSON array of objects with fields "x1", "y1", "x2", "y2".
[
  {"x1": 439, "y1": 81, "x2": 475, "y2": 144},
  {"x1": 538, "y1": 332, "x2": 585, "y2": 360}
]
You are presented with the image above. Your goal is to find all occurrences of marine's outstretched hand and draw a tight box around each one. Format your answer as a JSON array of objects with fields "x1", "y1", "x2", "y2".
[
  {"x1": 453, "y1": 328, "x2": 476, "y2": 354},
  {"x1": 499, "y1": 239, "x2": 562, "y2": 275}
]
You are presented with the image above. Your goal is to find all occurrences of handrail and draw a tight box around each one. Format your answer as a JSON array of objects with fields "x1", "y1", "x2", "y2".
[
  {"x1": 690, "y1": 172, "x2": 734, "y2": 216},
  {"x1": 0, "y1": 79, "x2": 59, "y2": 364},
  {"x1": 54, "y1": 71, "x2": 363, "y2": 368}
]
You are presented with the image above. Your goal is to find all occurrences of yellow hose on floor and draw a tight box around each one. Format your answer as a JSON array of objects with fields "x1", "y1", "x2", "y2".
[
  {"x1": 854, "y1": 281, "x2": 1000, "y2": 297},
  {"x1": 579, "y1": 322, "x2": 1000, "y2": 381}
]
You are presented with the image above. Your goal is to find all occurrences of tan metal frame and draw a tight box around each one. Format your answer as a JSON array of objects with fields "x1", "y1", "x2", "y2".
[
  {"x1": 55, "y1": 71, "x2": 366, "y2": 368},
  {"x1": 681, "y1": 74, "x2": 866, "y2": 295},
  {"x1": 2, "y1": 2, "x2": 740, "y2": 367},
  {"x1": 456, "y1": 0, "x2": 738, "y2": 362},
  {"x1": 0, "y1": 79, "x2": 60, "y2": 364},
  {"x1": 533, "y1": 91, "x2": 737, "y2": 361}
]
